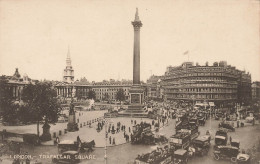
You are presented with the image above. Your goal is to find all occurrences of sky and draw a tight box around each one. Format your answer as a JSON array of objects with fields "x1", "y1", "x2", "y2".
[{"x1": 0, "y1": 0, "x2": 259, "y2": 82}]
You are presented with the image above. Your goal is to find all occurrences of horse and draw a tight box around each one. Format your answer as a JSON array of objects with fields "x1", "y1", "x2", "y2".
[{"x1": 81, "y1": 140, "x2": 96, "y2": 152}]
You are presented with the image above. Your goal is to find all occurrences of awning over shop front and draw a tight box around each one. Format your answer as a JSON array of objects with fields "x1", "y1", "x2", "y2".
[{"x1": 209, "y1": 102, "x2": 215, "y2": 106}]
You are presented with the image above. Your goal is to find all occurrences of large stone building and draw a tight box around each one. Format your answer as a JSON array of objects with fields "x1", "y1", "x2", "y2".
[
  {"x1": 148, "y1": 61, "x2": 251, "y2": 107},
  {"x1": 55, "y1": 79, "x2": 135, "y2": 101},
  {"x1": 2, "y1": 68, "x2": 37, "y2": 100},
  {"x1": 252, "y1": 81, "x2": 260, "y2": 100},
  {"x1": 146, "y1": 75, "x2": 163, "y2": 100}
]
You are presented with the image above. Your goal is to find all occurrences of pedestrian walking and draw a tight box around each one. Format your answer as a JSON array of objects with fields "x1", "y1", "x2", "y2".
[
  {"x1": 109, "y1": 136, "x2": 112, "y2": 144},
  {"x1": 113, "y1": 138, "x2": 115, "y2": 145},
  {"x1": 230, "y1": 136, "x2": 232, "y2": 143},
  {"x1": 129, "y1": 127, "x2": 131, "y2": 132}
]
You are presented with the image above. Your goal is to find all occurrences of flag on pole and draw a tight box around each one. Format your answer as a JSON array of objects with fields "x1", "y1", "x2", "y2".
[{"x1": 183, "y1": 51, "x2": 189, "y2": 55}]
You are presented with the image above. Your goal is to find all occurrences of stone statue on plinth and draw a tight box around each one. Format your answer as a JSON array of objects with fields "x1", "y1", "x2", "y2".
[
  {"x1": 67, "y1": 99, "x2": 79, "y2": 132},
  {"x1": 40, "y1": 120, "x2": 51, "y2": 141}
]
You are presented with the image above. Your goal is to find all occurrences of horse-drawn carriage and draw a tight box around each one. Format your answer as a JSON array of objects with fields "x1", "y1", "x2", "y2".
[{"x1": 58, "y1": 139, "x2": 95, "y2": 153}]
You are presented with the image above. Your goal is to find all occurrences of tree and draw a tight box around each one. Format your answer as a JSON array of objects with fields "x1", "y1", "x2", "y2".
[
  {"x1": 22, "y1": 82, "x2": 61, "y2": 141},
  {"x1": 88, "y1": 90, "x2": 96, "y2": 100},
  {"x1": 76, "y1": 89, "x2": 84, "y2": 100},
  {"x1": 0, "y1": 76, "x2": 19, "y2": 123},
  {"x1": 116, "y1": 89, "x2": 125, "y2": 104}
]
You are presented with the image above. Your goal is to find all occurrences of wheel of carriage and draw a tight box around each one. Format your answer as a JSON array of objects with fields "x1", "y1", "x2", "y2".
[
  {"x1": 214, "y1": 154, "x2": 220, "y2": 160},
  {"x1": 231, "y1": 157, "x2": 237, "y2": 163}
]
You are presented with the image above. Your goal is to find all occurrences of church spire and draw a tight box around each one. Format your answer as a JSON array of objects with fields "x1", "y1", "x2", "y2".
[{"x1": 67, "y1": 45, "x2": 70, "y2": 59}]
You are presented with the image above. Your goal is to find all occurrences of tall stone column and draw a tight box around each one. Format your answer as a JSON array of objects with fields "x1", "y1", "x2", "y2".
[{"x1": 132, "y1": 8, "x2": 142, "y2": 85}]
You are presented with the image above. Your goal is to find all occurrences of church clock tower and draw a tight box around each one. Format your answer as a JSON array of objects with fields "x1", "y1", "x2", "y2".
[{"x1": 63, "y1": 47, "x2": 74, "y2": 83}]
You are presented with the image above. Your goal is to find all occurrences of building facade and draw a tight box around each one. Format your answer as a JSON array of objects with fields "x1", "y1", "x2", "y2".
[
  {"x1": 55, "y1": 79, "x2": 134, "y2": 101},
  {"x1": 252, "y1": 81, "x2": 260, "y2": 100},
  {"x1": 3, "y1": 68, "x2": 37, "y2": 100},
  {"x1": 146, "y1": 75, "x2": 163, "y2": 100},
  {"x1": 148, "y1": 61, "x2": 251, "y2": 107}
]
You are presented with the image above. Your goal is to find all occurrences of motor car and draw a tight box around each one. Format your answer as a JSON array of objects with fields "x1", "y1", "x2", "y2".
[
  {"x1": 52, "y1": 151, "x2": 80, "y2": 164},
  {"x1": 192, "y1": 135, "x2": 210, "y2": 156},
  {"x1": 189, "y1": 117, "x2": 198, "y2": 125},
  {"x1": 215, "y1": 112, "x2": 224, "y2": 120},
  {"x1": 245, "y1": 116, "x2": 255, "y2": 125},
  {"x1": 236, "y1": 153, "x2": 251, "y2": 164},
  {"x1": 213, "y1": 145, "x2": 239, "y2": 162},
  {"x1": 218, "y1": 122, "x2": 235, "y2": 132},
  {"x1": 230, "y1": 139, "x2": 240, "y2": 149},
  {"x1": 173, "y1": 149, "x2": 188, "y2": 164},
  {"x1": 215, "y1": 129, "x2": 228, "y2": 146}
]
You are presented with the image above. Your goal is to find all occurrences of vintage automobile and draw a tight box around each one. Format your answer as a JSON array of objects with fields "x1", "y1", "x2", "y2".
[
  {"x1": 219, "y1": 122, "x2": 235, "y2": 132},
  {"x1": 154, "y1": 133, "x2": 168, "y2": 144},
  {"x1": 52, "y1": 151, "x2": 80, "y2": 164},
  {"x1": 169, "y1": 132, "x2": 191, "y2": 150},
  {"x1": 197, "y1": 113, "x2": 206, "y2": 126},
  {"x1": 230, "y1": 139, "x2": 240, "y2": 149},
  {"x1": 245, "y1": 116, "x2": 255, "y2": 125},
  {"x1": 192, "y1": 135, "x2": 210, "y2": 156},
  {"x1": 173, "y1": 149, "x2": 188, "y2": 164},
  {"x1": 213, "y1": 145, "x2": 239, "y2": 162},
  {"x1": 177, "y1": 123, "x2": 199, "y2": 141},
  {"x1": 215, "y1": 129, "x2": 228, "y2": 146},
  {"x1": 236, "y1": 153, "x2": 251, "y2": 164},
  {"x1": 189, "y1": 117, "x2": 198, "y2": 125},
  {"x1": 215, "y1": 112, "x2": 224, "y2": 120},
  {"x1": 134, "y1": 146, "x2": 172, "y2": 164}
]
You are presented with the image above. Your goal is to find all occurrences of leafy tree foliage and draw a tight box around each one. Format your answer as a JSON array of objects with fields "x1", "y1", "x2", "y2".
[
  {"x1": 22, "y1": 82, "x2": 61, "y2": 138},
  {"x1": 88, "y1": 90, "x2": 96, "y2": 100},
  {"x1": 0, "y1": 76, "x2": 18, "y2": 123},
  {"x1": 116, "y1": 89, "x2": 125, "y2": 103}
]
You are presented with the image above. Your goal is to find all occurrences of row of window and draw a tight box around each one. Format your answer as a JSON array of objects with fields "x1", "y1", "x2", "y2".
[{"x1": 167, "y1": 94, "x2": 236, "y2": 99}]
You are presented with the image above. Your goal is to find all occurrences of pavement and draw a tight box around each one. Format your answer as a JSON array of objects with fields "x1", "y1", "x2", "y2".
[
  {"x1": 1, "y1": 116, "x2": 260, "y2": 164},
  {"x1": 0, "y1": 110, "x2": 106, "y2": 139}
]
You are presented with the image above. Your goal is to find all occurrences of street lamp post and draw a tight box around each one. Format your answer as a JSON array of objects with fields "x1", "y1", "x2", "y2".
[
  {"x1": 209, "y1": 106, "x2": 211, "y2": 130},
  {"x1": 104, "y1": 118, "x2": 107, "y2": 164}
]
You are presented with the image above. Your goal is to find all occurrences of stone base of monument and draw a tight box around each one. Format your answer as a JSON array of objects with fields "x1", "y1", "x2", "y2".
[
  {"x1": 40, "y1": 122, "x2": 52, "y2": 141},
  {"x1": 67, "y1": 123, "x2": 79, "y2": 132},
  {"x1": 118, "y1": 85, "x2": 147, "y2": 118},
  {"x1": 118, "y1": 104, "x2": 148, "y2": 118},
  {"x1": 40, "y1": 133, "x2": 51, "y2": 141}
]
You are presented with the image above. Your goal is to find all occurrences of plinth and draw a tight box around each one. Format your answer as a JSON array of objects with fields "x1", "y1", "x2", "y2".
[
  {"x1": 67, "y1": 101, "x2": 79, "y2": 132},
  {"x1": 40, "y1": 122, "x2": 51, "y2": 141},
  {"x1": 118, "y1": 85, "x2": 148, "y2": 118}
]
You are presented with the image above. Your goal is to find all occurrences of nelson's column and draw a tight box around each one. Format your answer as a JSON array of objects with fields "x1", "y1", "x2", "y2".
[{"x1": 124, "y1": 8, "x2": 147, "y2": 117}]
